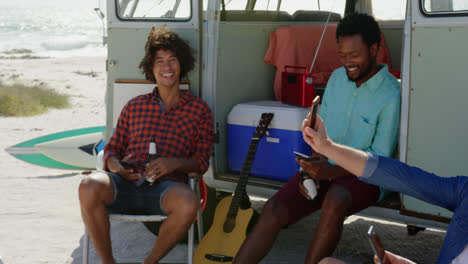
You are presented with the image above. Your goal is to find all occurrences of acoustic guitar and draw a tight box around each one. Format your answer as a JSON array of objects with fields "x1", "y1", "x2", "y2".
[{"x1": 194, "y1": 112, "x2": 274, "y2": 263}]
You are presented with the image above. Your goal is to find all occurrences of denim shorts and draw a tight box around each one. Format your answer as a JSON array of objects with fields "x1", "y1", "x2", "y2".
[{"x1": 105, "y1": 172, "x2": 182, "y2": 215}]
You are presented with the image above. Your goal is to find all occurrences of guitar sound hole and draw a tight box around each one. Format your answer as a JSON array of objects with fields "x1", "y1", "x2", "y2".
[
  {"x1": 240, "y1": 192, "x2": 251, "y2": 210},
  {"x1": 223, "y1": 218, "x2": 236, "y2": 233}
]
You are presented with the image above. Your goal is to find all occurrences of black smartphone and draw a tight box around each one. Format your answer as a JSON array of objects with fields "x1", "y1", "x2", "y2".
[
  {"x1": 308, "y1": 95, "x2": 320, "y2": 128},
  {"x1": 119, "y1": 160, "x2": 134, "y2": 169},
  {"x1": 367, "y1": 225, "x2": 385, "y2": 264}
]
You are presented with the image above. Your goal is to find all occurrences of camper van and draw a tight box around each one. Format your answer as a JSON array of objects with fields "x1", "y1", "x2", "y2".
[{"x1": 97, "y1": 0, "x2": 468, "y2": 233}]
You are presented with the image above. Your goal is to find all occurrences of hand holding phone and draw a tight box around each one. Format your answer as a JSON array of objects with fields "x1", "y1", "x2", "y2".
[
  {"x1": 294, "y1": 151, "x2": 314, "y2": 161},
  {"x1": 308, "y1": 95, "x2": 320, "y2": 128},
  {"x1": 119, "y1": 160, "x2": 134, "y2": 169},
  {"x1": 367, "y1": 225, "x2": 385, "y2": 264}
]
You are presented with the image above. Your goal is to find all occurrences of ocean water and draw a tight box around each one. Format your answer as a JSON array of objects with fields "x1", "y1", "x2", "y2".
[{"x1": 0, "y1": 5, "x2": 106, "y2": 58}]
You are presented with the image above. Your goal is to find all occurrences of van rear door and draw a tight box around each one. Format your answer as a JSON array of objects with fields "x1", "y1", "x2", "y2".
[{"x1": 400, "y1": 0, "x2": 468, "y2": 221}]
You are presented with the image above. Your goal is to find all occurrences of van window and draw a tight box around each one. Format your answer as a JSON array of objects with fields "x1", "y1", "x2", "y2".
[
  {"x1": 422, "y1": 0, "x2": 468, "y2": 14},
  {"x1": 221, "y1": 0, "x2": 345, "y2": 16},
  {"x1": 278, "y1": 0, "x2": 345, "y2": 17},
  {"x1": 222, "y1": 0, "x2": 249, "y2": 10},
  {"x1": 254, "y1": 0, "x2": 281, "y2": 11},
  {"x1": 220, "y1": 0, "x2": 345, "y2": 21},
  {"x1": 116, "y1": 0, "x2": 191, "y2": 20},
  {"x1": 372, "y1": 0, "x2": 406, "y2": 20}
]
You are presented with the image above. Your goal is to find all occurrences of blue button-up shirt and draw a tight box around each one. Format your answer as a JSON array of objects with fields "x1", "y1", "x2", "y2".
[
  {"x1": 320, "y1": 65, "x2": 400, "y2": 157},
  {"x1": 319, "y1": 65, "x2": 400, "y2": 201},
  {"x1": 362, "y1": 153, "x2": 468, "y2": 264}
]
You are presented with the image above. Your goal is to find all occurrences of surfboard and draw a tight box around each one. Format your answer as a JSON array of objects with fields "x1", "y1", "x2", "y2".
[{"x1": 5, "y1": 126, "x2": 105, "y2": 170}]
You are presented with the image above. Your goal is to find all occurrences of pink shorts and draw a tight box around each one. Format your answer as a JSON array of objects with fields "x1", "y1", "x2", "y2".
[{"x1": 273, "y1": 171, "x2": 380, "y2": 226}]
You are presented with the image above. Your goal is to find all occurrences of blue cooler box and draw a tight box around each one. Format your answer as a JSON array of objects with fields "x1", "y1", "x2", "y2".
[{"x1": 227, "y1": 101, "x2": 311, "y2": 181}]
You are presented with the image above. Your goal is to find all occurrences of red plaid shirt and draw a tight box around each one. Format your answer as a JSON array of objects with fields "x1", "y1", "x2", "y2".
[{"x1": 104, "y1": 88, "x2": 214, "y2": 183}]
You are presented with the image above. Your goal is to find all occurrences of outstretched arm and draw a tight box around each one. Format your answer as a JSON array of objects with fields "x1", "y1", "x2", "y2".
[
  {"x1": 303, "y1": 114, "x2": 465, "y2": 212},
  {"x1": 301, "y1": 114, "x2": 369, "y2": 177}
]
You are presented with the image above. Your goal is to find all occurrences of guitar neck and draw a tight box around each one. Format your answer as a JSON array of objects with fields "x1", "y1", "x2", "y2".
[{"x1": 227, "y1": 138, "x2": 260, "y2": 219}]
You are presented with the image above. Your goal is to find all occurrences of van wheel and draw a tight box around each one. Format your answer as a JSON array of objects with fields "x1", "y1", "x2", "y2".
[{"x1": 143, "y1": 185, "x2": 217, "y2": 242}]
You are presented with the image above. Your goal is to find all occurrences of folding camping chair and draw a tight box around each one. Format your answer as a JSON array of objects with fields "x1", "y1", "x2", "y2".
[{"x1": 82, "y1": 174, "x2": 207, "y2": 264}]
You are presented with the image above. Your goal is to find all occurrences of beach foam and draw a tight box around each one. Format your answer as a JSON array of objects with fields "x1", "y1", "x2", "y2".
[{"x1": 0, "y1": 5, "x2": 106, "y2": 58}]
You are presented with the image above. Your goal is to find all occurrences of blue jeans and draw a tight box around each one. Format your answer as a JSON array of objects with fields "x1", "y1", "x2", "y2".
[
  {"x1": 362, "y1": 153, "x2": 468, "y2": 264},
  {"x1": 105, "y1": 172, "x2": 182, "y2": 215}
]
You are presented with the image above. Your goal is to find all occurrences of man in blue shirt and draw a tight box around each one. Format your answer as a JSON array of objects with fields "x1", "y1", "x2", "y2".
[
  {"x1": 302, "y1": 115, "x2": 468, "y2": 264},
  {"x1": 234, "y1": 13, "x2": 400, "y2": 263}
]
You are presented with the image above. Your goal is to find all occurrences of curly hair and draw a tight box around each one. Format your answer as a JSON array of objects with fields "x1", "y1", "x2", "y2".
[
  {"x1": 139, "y1": 26, "x2": 195, "y2": 83},
  {"x1": 336, "y1": 13, "x2": 381, "y2": 48}
]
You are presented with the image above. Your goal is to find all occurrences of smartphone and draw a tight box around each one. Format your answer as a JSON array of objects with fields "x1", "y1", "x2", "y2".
[
  {"x1": 308, "y1": 95, "x2": 320, "y2": 128},
  {"x1": 293, "y1": 151, "x2": 314, "y2": 161},
  {"x1": 367, "y1": 225, "x2": 385, "y2": 264},
  {"x1": 119, "y1": 160, "x2": 134, "y2": 169}
]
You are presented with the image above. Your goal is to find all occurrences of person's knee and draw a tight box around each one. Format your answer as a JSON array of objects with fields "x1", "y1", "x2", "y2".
[
  {"x1": 322, "y1": 186, "x2": 352, "y2": 216},
  {"x1": 181, "y1": 191, "x2": 199, "y2": 219},
  {"x1": 78, "y1": 172, "x2": 111, "y2": 205},
  {"x1": 260, "y1": 198, "x2": 289, "y2": 228},
  {"x1": 165, "y1": 185, "x2": 199, "y2": 220}
]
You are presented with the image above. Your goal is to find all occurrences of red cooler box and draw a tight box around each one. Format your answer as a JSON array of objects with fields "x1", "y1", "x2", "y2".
[{"x1": 227, "y1": 101, "x2": 311, "y2": 181}]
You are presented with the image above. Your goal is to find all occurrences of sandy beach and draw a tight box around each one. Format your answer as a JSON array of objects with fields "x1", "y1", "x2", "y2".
[
  {"x1": 0, "y1": 56, "x2": 106, "y2": 264},
  {"x1": 0, "y1": 56, "x2": 447, "y2": 264}
]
